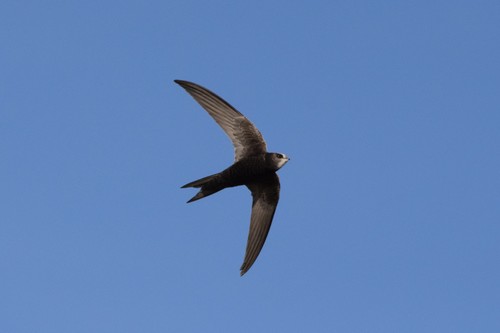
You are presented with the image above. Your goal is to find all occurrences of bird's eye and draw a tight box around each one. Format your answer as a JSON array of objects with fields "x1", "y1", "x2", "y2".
[{"x1": 276, "y1": 154, "x2": 283, "y2": 158}]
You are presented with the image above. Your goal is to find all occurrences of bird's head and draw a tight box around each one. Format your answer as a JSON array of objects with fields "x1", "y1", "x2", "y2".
[{"x1": 267, "y1": 152, "x2": 290, "y2": 171}]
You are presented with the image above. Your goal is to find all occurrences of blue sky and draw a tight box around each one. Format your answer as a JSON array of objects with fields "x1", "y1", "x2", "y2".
[{"x1": 1, "y1": 1, "x2": 499, "y2": 332}]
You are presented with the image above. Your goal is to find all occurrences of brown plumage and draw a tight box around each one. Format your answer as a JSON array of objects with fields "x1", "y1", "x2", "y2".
[{"x1": 176, "y1": 80, "x2": 289, "y2": 276}]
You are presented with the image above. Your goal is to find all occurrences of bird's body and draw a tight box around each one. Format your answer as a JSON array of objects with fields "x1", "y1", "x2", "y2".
[
  {"x1": 182, "y1": 153, "x2": 284, "y2": 202},
  {"x1": 175, "y1": 80, "x2": 289, "y2": 276}
]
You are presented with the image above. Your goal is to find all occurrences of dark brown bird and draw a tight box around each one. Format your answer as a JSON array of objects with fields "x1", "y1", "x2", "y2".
[{"x1": 175, "y1": 80, "x2": 289, "y2": 276}]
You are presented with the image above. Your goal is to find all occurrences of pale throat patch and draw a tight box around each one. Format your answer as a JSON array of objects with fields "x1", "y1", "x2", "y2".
[{"x1": 276, "y1": 153, "x2": 289, "y2": 169}]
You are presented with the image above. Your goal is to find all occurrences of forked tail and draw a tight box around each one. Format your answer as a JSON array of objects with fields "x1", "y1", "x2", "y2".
[{"x1": 181, "y1": 173, "x2": 222, "y2": 203}]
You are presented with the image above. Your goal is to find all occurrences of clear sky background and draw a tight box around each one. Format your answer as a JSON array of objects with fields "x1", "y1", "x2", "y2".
[{"x1": 1, "y1": 1, "x2": 499, "y2": 332}]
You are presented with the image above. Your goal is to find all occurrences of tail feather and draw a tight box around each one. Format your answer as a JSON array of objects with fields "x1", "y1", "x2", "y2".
[
  {"x1": 181, "y1": 173, "x2": 221, "y2": 203},
  {"x1": 181, "y1": 174, "x2": 218, "y2": 188},
  {"x1": 186, "y1": 191, "x2": 207, "y2": 203}
]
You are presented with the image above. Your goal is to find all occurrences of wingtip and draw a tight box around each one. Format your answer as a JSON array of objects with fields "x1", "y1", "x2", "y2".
[
  {"x1": 174, "y1": 79, "x2": 190, "y2": 86},
  {"x1": 239, "y1": 263, "x2": 250, "y2": 276}
]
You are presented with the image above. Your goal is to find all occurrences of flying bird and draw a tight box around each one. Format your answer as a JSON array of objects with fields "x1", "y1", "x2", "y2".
[{"x1": 175, "y1": 80, "x2": 289, "y2": 276}]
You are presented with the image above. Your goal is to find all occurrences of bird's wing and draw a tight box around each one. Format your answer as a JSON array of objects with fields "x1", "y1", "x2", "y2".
[
  {"x1": 175, "y1": 80, "x2": 267, "y2": 161},
  {"x1": 240, "y1": 173, "x2": 280, "y2": 276}
]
